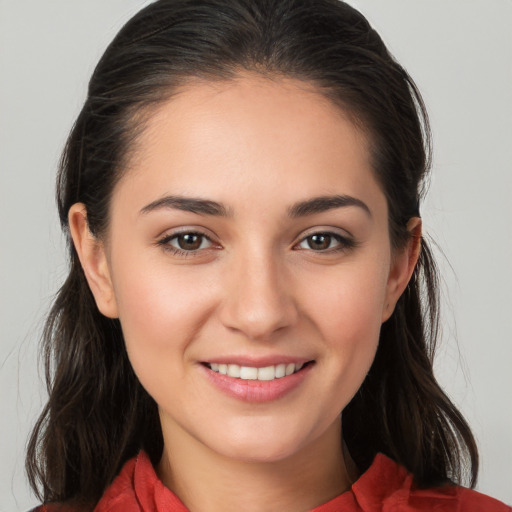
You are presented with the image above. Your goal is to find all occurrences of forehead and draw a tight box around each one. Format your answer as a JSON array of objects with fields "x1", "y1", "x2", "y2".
[
  {"x1": 129, "y1": 73, "x2": 369, "y2": 164},
  {"x1": 115, "y1": 73, "x2": 385, "y2": 221}
]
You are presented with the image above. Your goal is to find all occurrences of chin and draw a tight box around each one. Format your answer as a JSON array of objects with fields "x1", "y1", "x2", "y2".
[
  {"x1": 217, "y1": 440, "x2": 303, "y2": 464},
  {"x1": 205, "y1": 420, "x2": 319, "y2": 464}
]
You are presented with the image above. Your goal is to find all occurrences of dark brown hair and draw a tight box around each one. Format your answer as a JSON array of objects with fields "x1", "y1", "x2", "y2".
[{"x1": 27, "y1": 0, "x2": 478, "y2": 508}]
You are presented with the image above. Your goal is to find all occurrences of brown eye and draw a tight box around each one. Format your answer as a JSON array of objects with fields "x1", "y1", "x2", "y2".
[
  {"x1": 160, "y1": 232, "x2": 213, "y2": 253},
  {"x1": 307, "y1": 234, "x2": 333, "y2": 251},
  {"x1": 176, "y1": 233, "x2": 203, "y2": 250},
  {"x1": 296, "y1": 232, "x2": 355, "y2": 253}
]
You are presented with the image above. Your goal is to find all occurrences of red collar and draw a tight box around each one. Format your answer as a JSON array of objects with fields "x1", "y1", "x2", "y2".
[{"x1": 92, "y1": 450, "x2": 507, "y2": 512}]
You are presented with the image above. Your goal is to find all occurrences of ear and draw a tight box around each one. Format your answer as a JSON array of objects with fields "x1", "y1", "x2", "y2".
[
  {"x1": 68, "y1": 203, "x2": 119, "y2": 318},
  {"x1": 382, "y1": 217, "x2": 422, "y2": 322}
]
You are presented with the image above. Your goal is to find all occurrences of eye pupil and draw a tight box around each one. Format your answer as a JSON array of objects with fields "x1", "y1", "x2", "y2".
[
  {"x1": 308, "y1": 234, "x2": 331, "y2": 250},
  {"x1": 178, "y1": 233, "x2": 202, "y2": 250}
]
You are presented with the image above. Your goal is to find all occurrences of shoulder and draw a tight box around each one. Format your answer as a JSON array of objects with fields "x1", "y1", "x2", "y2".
[
  {"x1": 453, "y1": 486, "x2": 511, "y2": 511},
  {"x1": 351, "y1": 453, "x2": 511, "y2": 512},
  {"x1": 31, "y1": 452, "x2": 187, "y2": 512},
  {"x1": 405, "y1": 484, "x2": 511, "y2": 511},
  {"x1": 26, "y1": 456, "x2": 139, "y2": 512},
  {"x1": 28, "y1": 506, "x2": 83, "y2": 512}
]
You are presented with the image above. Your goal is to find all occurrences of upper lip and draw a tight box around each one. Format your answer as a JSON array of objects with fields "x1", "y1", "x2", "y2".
[{"x1": 201, "y1": 356, "x2": 313, "y2": 368}]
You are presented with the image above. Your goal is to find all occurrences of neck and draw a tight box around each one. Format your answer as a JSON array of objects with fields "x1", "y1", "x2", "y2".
[{"x1": 157, "y1": 417, "x2": 355, "y2": 512}]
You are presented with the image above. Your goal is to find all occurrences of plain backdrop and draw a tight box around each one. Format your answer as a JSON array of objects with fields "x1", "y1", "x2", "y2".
[{"x1": 1, "y1": 0, "x2": 511, "y2": 510}]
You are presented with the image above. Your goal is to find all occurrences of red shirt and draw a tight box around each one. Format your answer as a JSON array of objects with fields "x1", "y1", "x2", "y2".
[{"x1": 35, "y1": 451, "x2": 511, "y2": 511}]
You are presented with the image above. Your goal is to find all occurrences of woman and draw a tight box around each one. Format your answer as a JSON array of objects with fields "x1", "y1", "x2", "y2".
[{"x1": 26, "y1": 0, "x2": 510, "y2": 510}]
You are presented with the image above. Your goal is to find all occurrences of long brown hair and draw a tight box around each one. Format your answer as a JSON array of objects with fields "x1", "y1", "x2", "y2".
[{"x1": 27, "y1": 0, "x2": 478, "y2": 508}]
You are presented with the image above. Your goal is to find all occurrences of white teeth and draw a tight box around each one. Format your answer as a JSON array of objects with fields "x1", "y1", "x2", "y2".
[
  {"x1": 227, "y1": 364, "x2": 240, "y2": 378},
  {"x1": 257, "y1": 366, "x2": 275, "y2": 381},
  {"x1": 208, "y1": 362, "x2": 307, "y2": 381},
  {"x1": 240, "y1": 366, "x2": 258, "y2": 380},
  {"x1": 275, "y1": 364, "x2": 286, "y2": 378}
]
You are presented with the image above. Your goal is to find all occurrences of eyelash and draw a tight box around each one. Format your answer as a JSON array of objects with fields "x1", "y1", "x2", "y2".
[
  {"x1": 157, "y1": 230, "x2": 356, "y2": 258},
  {"x1": 296, "y1": 232, "x2": 356, "y2": 253},
  {"x1": 157, "y1": 231, "x2": 214, "y2": 258}
]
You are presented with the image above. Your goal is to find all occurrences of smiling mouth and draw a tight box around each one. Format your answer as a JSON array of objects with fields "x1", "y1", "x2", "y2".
[{"x1": 203, "y1": 361, "x2": 313, "y2": 382}]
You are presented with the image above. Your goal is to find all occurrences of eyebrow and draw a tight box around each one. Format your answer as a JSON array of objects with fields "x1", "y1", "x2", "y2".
[
  {"x1": 140, "y1": 196, "x2": 233, "y2": 217},
  {"x1": 139, "y1": 194, "x2": 371, "y2": 218},
  {"x1": 287, "y1": 195, "x2": 371, "y2": 218}
]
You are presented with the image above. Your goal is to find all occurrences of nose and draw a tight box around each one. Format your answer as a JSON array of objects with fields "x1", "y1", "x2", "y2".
[{"x1": 218, "y1": 248, "x2": 299, "y2": 341}]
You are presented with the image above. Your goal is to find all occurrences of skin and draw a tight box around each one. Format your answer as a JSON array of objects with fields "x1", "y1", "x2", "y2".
[{"x1": 69, "y1": 73, "x2": 421, "y2": 512}]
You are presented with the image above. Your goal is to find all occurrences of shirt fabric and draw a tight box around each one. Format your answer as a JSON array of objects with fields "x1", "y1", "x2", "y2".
[{"x1": 33, "y1": 451, "x2": 511, "y2": 511}]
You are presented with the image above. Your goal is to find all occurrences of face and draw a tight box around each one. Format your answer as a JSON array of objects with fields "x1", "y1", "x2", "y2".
[{"x1": 74, "y1": 74, "x2": 414, "y2": 465}]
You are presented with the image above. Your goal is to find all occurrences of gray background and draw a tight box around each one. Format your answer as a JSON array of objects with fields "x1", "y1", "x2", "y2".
[{"x1": 1, "y1": 0, "x2": 511, "y2": 510}]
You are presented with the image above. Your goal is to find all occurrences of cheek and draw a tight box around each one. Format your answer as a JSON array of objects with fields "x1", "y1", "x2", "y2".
[
  {"x1": 110, "y1": 261, "x2": 222, "y2": 418},
  {"x1": 109, "y1": 251, "x2": 216, "y2": 372},
  {"x1": 303, "y1": 258, "x2": 389, "y2": 338},
  {"x1": 299, "y1": 259, "x2": 389, "y2": 400}
]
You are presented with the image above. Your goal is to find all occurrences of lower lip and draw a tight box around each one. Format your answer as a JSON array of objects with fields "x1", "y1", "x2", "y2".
[{"x1": 201, "y1": 363, "x2": 314, "y2": 403}]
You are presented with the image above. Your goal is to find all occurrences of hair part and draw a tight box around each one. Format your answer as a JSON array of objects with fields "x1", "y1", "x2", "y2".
[{"x1": 27, "y1": 0, "x2": 478, "y2": 508}]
